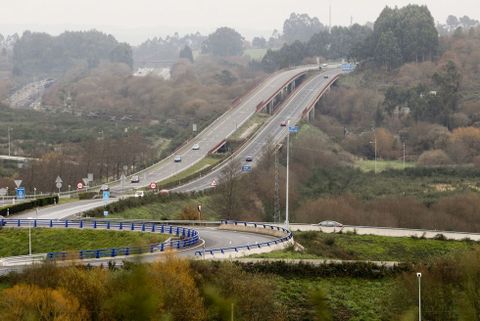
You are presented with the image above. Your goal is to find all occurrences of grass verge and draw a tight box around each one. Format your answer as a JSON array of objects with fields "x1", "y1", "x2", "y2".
[
  {"x1": 0, "y1": 228, "x2": 167, "y2": 257},
  {"x1": 157, "y1": 156, "x2": 222, "y2": 187},
  {"x1": 252, "y1": 231, "x2": 478, "y2": 262},
  {"x1": 356, "y1": 159, "x2": 415, "y2": 172}
]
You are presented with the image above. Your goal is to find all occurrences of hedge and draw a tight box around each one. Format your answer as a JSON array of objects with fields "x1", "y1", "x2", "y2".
[
  {"x1": 235, "y1": 261, "x2": 412, "y2": 279},
  {"x1": 0, "y1": 195, "x2": 59, "y2": 216}
]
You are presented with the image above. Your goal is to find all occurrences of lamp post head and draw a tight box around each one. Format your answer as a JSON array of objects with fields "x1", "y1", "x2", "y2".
[{"x1": 416, "y1": 272, "x2": 422, "y2": 278}]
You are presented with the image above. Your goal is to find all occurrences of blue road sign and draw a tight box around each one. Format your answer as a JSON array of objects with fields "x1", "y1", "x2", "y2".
[
  {"x1": 288, "y1": 126, "x2": 299, "y2": 133},
  {"x1": 102, "y1": 191, "x2": 110, "y2": 201},
  {"x1": 242, "y1": 164, "x2": 252, "y2": 172},
  {"x1": 16, "y1": 187, "x2": 25, "y2": 199},
  {"x1": 341, "y1": 63, "x2": 355, "y2": 72}
]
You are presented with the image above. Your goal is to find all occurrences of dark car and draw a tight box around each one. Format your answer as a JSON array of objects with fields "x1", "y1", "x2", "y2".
[{"x1": 245, "y1": 156, "x2": 253, "y2": 162}]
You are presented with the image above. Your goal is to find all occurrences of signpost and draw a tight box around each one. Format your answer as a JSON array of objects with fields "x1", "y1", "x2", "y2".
[
  {"x1": 210, "y1": 179, "x2": 217, "y2": 188},
  {"x1": 76, "y1": 182, "x2": 84, "y2": 190},
  {"x1": 102, "y1": 190, "x2": 110, "y2": 201},
  {"x1": 16, "y1": 187, "x2": 25, "y2": 199},
  {"x1": 288, "y1": 126, "x2": 299, "y2": 133},
  {"x1": 149, "y1": 182, "x2": 157, "y2": 190},
  {"x1": 55, "y1": 176, "x2": 63, "y2": 193},
  {"x1": 14, "y1": 180, "x2": 22, "y2": 188}
]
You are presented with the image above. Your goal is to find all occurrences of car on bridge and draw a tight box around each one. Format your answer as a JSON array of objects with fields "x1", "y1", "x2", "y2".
[
  {"x1": 174, "y1": 155, "x2": 182, "y2": 162},
  {"x1": 192, "y1": 143, "x2": 200, "y2": 150},
  {"x1": 280, "y1": 120, "x2": 287, "y2": 127},
  {"x1": 323, "y1": 75, "x2": 329, "y2": 79},
  {"x1": 130, "y1": 175, "x2": 140, "y2": 183},
  {"x1": 245, "y1": 156, "x2": 253, "y2": 162},
  {"x1": 317, "y1": 220, "x2": 343, "y2": 227}
]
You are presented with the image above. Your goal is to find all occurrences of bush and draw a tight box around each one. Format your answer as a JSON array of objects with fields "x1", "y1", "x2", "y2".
[
  {"x1": 417, "y1": 149, "x2": 452, "y2": 166},
  {"x1": 0, "y1": 195, "x2": 59, "y2": 216}
]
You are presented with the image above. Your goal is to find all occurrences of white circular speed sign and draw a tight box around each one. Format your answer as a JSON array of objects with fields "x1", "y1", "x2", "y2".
[
  {"x1": 77, "y1": 182, "x2": 84, "y2": 189},
  {"x1": 149, "y1": 182, "x2": 157, "y2": 189}
]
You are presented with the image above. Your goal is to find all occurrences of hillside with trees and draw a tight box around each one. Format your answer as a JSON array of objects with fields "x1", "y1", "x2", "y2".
[{"x1": 12, "y1": 30, "x2": 132, "y2": 79}]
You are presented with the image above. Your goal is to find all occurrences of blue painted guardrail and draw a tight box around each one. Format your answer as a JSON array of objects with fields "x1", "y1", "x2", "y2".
[
  {"x1": 195, "y1": 220, "x2": 292, "y2": 257},
  {"x1": 0, "y1": 218, "x2": 199, "y2": 260}
]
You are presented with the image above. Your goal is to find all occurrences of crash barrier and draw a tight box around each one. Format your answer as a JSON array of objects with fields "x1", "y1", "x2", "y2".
[
  {"x1": 0, "y1": 219, "x2": 200, "y2": 261},
  {"x1": 195, "y1": 220, "x2": 293, "y2": 258}
]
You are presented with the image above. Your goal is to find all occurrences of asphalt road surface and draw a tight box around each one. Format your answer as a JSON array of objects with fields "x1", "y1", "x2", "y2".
[
  {"x1": 174, "y1": 69, "x2": 341, "y2": 192},
  {"x1": 110, "y1": 66, "x2": 316, "y2": 193}
]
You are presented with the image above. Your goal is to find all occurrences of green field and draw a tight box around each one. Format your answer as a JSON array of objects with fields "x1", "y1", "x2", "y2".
[
  {"x1": 253, "y1": 231, "x2": 478, "y2": 262},
  {"x1": 276, "y1": 276, "x2": 394, "y2": 321},
  {"x1": 0, "y1": 228, "x2": 167, "y2": 257},
  {"x1": 356, "y1": 159, "x2": 415, "y2": 172},
  {"x1": 109, "y1": 195, "x2": 219, "y2": 220}
]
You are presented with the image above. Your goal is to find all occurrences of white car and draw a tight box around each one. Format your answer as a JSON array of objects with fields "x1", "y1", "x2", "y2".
[
  {"x1": 192, "y1": 144, "x2": 200, "y2": 150},
  {"x1": 130, "y1": 175, "x2": 140, "y2": 183},
  {"x1": 317, "y1": 220, "x2": 343, "y2": 227},
  {"x1": 134, "y1": 190, "x2": 144, "y2": 198},
  {"x1": 174, "y1": 155, "x2": 182, "y2": 162}
]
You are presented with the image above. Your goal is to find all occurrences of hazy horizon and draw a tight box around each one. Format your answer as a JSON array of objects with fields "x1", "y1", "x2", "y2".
[{"x1": 0, "y1": 0, "x2": 479, "y2": 45}]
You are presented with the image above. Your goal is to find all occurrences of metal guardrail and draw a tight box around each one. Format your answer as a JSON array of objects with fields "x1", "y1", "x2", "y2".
[
  {"x1": 0, "y1": 218, "x2": 200, "y2": 262},
  {"x1": 195, "y1": 220, "x2": 292, "y2": 257}
]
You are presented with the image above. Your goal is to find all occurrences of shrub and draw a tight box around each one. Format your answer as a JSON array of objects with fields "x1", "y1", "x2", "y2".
[
  {"x1": 417, "y1": 149, "x2": 452, "y2": 166},
  {"x1": 0, "y1": 195, "x2": 59, "y2": 216}
]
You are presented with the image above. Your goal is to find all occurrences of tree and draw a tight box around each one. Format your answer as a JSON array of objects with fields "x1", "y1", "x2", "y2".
[
  {"x1": 179, "y1": 45, "x2": 194, "y2": 62},
  {"x1": 217, "y1": 157, "x2": 242, "y2": 219},
  {"x1": 202, "y1": 27, "x2": 244, "y2": 57},
  {"x1": 374, "y1": 31, "x2": 402, "y2": 70},
  {"x1": 252, "y1": 37, "x2": 267, "y2": 49},
  {"x1": 283, "y1": 12, "x2": 326, "y2": 43}
]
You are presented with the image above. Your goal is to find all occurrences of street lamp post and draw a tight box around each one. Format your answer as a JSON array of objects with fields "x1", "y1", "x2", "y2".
[
  {"x1": 8, "y1": 127, "x2": 12, "y2": 157},
  {"x1": 285, "y1": 120, "x2": 290, "y2": 230},
  {"x1": 27, "y1": 217, "x2": 33, "y2": 256},
  {"x1": 370, "y1": 128, "x2": 377, "y2": 174},
  {"x1": 417, "y1": 272, "x2": 422, "y2": 321}
]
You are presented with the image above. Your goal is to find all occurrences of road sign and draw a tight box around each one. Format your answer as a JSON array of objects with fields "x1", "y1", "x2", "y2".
[
  {"x1": 14, "y1": 180, "x2": 22, "y2": 188},
  {"x1": 149, "y1": 182, "x2": 157, "y2": 190},
  {"x1": 210, "y1": 179, "x2": 217, "y2": 187},
  {"x1": 55, "y1": 182, "x2": 62, "y2": 189},
  {"x1": 77, "y1": 182, "x2": 84, "y2": 190},
  {"x1": 193, "y1": 123, "x2": 197, "y2": 132},
  {"x1": 103, "y1": 210, "x2": 109, "y2": 217},
  {"x1": 87, "y1": 173, "x2": 93, "y2": 182},
  {"x1": 0, "y1": 188, "x2": 6, "y2": 196},
  {"x1": 242, "y1": 164, "x2": 252, "y2": 172},
  {"x1": 55, "y1": 176, "x2": 63, "y2": 184},
  {"x1": 16, "y1": 187, "x2": 25, "y2": 199},
  {"x1": 82, "y1": 178, "x2": 89, "y2": 186},
  {"x1": 102, "y1": 191, "x2": 110, "y2": 201},
  {"x1": 288, "y1": 126, "x2": 299, "y2": 133}
]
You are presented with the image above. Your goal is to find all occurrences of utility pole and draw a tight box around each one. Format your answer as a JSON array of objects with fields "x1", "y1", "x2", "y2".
[
  {"x1": 417, "y1": 273, "x2": 422, "y2": 321},
  {"x1": 8, "y1": 127, "x2": 12, "y2": 156},
  {"x1": 329, "y1": 4, "x2": 332, "y2": 31},
  {"x1": 374, "y1": 132, "x2": 377, "y2": 174},
  {"x1": 273, "y1": 148, "x2": 281, "y2": 224},
  {"x1": 285, "y1": 121, "x2": 290, "y2": 229},
  {"x1": 403, "y1": 142, "x2": 406, "y2": 169}
]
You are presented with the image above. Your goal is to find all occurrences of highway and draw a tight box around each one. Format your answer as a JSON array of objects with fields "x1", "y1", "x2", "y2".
[
  {"x1": 109, "y1": 66, "x2": 315, "y2": 193},
  {"x1": 174, "y1": 69, "x2": 341, "y2": 192}
]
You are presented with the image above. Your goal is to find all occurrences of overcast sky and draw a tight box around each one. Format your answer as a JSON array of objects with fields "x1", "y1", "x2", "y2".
[{"x1": 0, "y1": 0, "x2": 478, "y2": 44}]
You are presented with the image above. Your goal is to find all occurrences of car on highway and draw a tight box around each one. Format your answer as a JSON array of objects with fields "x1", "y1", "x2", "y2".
[
  {"x1": 317, "y1": 220, "x2": 343, "y2": 227},
  {"x1": 323, "y1": 75, "x2": 329, "y2": 79},
  {"x1": 280, "y1": 120, "x2": 287, "y2": 127},
  {"x1": 130, "y1": 175, "x2": 140, "y2": 183},
  {"x1": 134, "y1": 190, "x2": 144, "y2": 198},
  {"x1": 174, "y1": 155, "x2": 182, "y2": 162},
  {"x1": 245, "y1": 156, "x2": 253, "y2": 162},
  {"x1": 192, "y1": 143, "x2": 200, "y2": 150}
]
